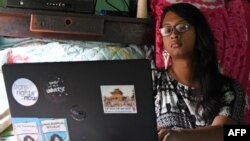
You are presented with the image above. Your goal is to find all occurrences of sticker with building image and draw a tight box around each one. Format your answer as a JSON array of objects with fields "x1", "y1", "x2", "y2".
[{"x1": 100, "y1": 85, "x2": 137, "y2": 114}]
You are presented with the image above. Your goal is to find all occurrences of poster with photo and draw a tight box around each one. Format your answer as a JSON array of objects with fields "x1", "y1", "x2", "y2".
[
  {"x1": 40, "y1": 118, "x2": 70, "y2": 141},
  {"x1": 100, "y1": 85, "x2": 137, "y2": 114},
  {"x1": 12, "y1": 117, "x2": 41, "y2": 141}
]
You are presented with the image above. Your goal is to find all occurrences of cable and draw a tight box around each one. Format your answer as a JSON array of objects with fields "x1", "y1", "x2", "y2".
[
  {"x1": 93, "y1": 0, "x2": 97, "y2": 9},
  {"x1": 105, "y1": 0, "x2": 121, "y2": 11},
  {"x1": 93, "y1": 0, "x2": 98, "y2": 14},
  {"x1": 123, "y1": 0, "x2": 129, "y2": 11}
]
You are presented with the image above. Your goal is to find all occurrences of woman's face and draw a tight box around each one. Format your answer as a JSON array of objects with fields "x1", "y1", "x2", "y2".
[
  {"x1": 26, "y1": 138, "x2": 33, "y2": 141},
  {"x1": 53, "y1": 136, "x2": 61, "y2": 141},
  {"x1": 161, "y1": 11, "x2": 196, "y2": 60}
]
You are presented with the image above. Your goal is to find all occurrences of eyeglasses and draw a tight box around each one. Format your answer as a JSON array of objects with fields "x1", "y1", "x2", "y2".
[{"x1": 159, "y1": 22, "x2": 190, "y2": 37}]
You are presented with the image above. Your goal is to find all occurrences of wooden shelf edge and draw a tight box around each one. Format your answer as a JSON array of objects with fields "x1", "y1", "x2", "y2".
[{"x1": 0, "y1": 7, "x2": 156, "y2": 45}]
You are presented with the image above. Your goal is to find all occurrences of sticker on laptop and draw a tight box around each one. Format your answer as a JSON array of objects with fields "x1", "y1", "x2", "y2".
[
  {"x1": 70, "y1": 104, "x2": 86, "y2": 121},
  {"x1": 100, "y1": 85, "x2": 137, "y2": 114},
  {"x1": 12, "y1": 78, "x2": 39, "y2": 107},
  {"x1": 12, "y1": 117, "x2": 42, "y2": 141},
  {"x1": 43, "y1": 73, "x2": 69, "y2": 103},
  {"x1": 41, "y1": 118, "x2": 70, "y2": 141},
  {"x1": 11, "y1": 117, "x2": 70, "y2": 141}
]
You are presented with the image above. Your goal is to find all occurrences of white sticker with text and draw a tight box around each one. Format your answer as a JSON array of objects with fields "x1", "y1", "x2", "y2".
[{"x1": 12, "y1": 78, "x2": 39, "y2": 106}]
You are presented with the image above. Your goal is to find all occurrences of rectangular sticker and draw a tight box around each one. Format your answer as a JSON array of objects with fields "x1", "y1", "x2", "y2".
[
  {"x1": 100, "y1": 85, "x2": 137, "y2": 114},
  {"x1": 12, "y1": 118, "x2": 42, "y2": 141},
  {"x1": 41, "y1": 118, "x2": 70, "y2": 141},
  {"x1": 11, "y1": 117, "x2": 70, "y2": 141}
]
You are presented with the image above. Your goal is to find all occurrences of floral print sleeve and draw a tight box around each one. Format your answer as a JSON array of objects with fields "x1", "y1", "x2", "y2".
[{"x1": 219, "y1": 79, "x2": 246, "y2": 124}]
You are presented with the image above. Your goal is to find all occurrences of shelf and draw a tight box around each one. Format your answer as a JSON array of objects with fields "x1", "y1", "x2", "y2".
[{"x1": 0, "y1": 7, "x2": 155, "y2": 45}]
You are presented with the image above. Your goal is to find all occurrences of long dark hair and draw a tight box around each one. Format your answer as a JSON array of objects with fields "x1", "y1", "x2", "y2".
[
  {"x1": 23, "y1": 135, "x2": 35, "y2": 141},
  {"x1": 50, "y1": 134, "x2": 63, "y2": 141},
  {"x1": 160, "y1": 3, "x2": 229, "y2": 122}
]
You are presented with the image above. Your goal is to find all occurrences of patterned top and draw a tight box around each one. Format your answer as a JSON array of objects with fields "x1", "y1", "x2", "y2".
[{"x1": 153, "y1": 69, "x2": 245, "y2": 129}]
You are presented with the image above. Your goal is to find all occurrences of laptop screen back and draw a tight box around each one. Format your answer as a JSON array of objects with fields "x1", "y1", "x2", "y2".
[{"x1": 2, "y1": 59, "x2": 158, "y2": 141}]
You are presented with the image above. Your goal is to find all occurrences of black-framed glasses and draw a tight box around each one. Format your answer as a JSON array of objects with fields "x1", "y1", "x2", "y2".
[{"x1": 159, "y1": 22, "x2": 190, "y2": 37}]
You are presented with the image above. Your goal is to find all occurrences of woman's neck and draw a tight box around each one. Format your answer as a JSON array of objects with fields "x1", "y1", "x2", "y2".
[{"x1": 169, "y1": 59, "x2": 198, "y2": 88}]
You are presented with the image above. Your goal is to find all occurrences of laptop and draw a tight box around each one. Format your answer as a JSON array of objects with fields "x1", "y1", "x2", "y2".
[{"x1": 2, "y1": 59, "x2": 158, "y2": 141}]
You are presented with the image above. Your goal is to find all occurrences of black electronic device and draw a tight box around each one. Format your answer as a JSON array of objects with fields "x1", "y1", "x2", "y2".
[
  {"x1": 2, "y1": 59, "x2": 158, "y2": 141},
  {"x1": 6, "y1": 0, "x2": 95, "y2": 13}
]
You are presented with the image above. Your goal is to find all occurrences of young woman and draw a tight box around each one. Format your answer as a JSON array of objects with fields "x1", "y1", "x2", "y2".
[{"x1": 154, "y1": 3, "x2": 246, "y2": 141}]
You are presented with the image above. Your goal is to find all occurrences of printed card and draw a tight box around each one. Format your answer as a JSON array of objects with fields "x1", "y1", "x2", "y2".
[
  {"x1": 12, "y1": 117, "x2": 41, "y2": 141},
  {"x1": 41, "y1": 118, "x2": 70, "y2": 141},
  {"x1": 100, "y1": 85, "x2": 137, "y2": 114},
  {"x1": 11, "y1": 117, "x2": 70, "y2": 141}
]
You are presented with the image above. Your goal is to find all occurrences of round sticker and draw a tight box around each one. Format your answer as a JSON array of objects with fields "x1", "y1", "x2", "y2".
[
  {"x1": 12, "y1": 78, "x2": 39, "y2": 106},
  {"x1": 70, "y1": 105, "x2": 86, "y2": 121}
]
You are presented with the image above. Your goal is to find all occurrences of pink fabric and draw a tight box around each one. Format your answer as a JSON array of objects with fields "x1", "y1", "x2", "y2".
[
  {"x1": 150, "y1": 0, "x2": 250, "y2": 123},
  {"x1": 7, "y1": 52, "x2": 30, "y2": 63},
  {"x1": 151, "y1": 0, "x2": 225, "y2": 8}
]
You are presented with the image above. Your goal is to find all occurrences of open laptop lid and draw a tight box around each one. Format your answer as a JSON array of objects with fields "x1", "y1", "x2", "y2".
[{"x1": 2, "y1": 59, "x2": 158, "y2": 141}]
